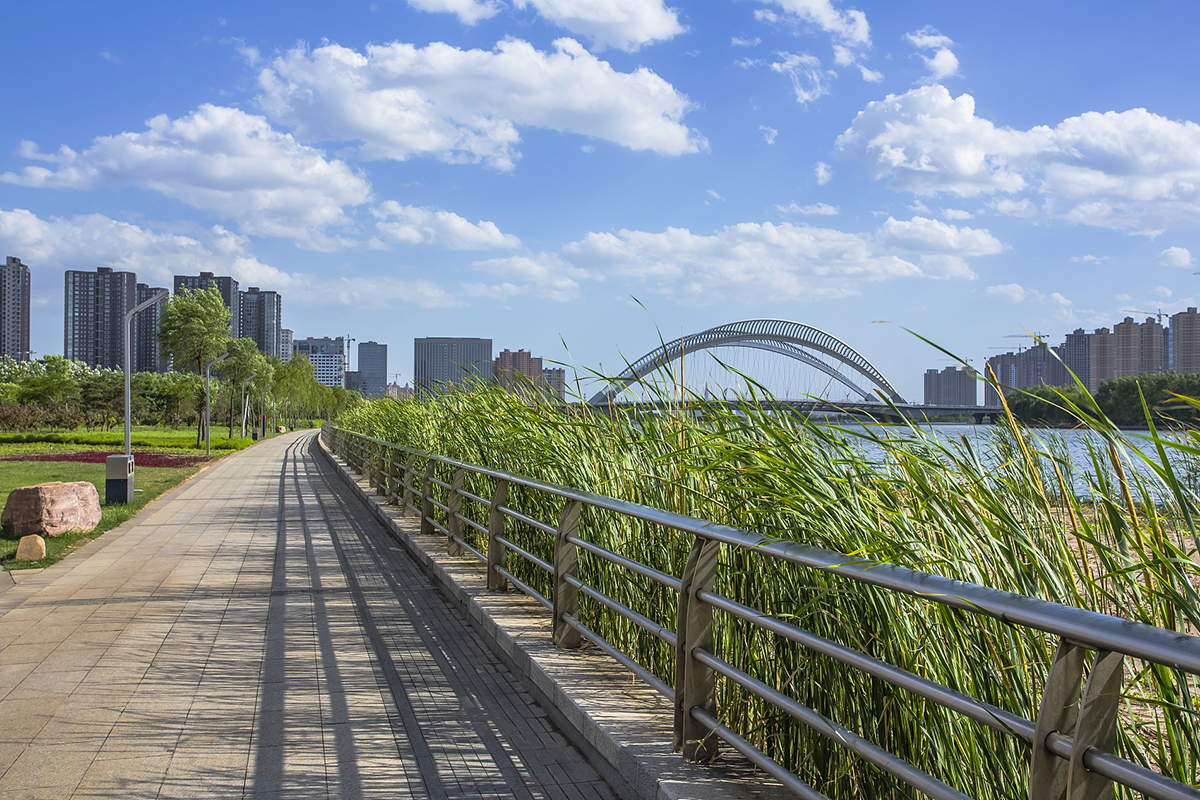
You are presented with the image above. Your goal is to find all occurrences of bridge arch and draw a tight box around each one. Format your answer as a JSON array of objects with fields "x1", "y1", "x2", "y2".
[{"x1": 588, "y1": 319, "x2": 904, "y2": 405}]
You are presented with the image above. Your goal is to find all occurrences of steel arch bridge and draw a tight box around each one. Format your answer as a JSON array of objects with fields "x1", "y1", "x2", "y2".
[{"x1": 587, "y1": 319, "x2": 905, "y2": 406}]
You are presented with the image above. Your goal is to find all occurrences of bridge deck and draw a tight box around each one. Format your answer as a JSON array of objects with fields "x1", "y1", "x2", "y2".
[{"x1": 0, "y1": 431, "x2": 614, "y2": 800}]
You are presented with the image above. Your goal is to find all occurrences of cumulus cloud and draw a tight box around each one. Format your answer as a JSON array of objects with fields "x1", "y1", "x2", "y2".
[
  {"x1": 1, "y1": 105, "x2": 371, "y2": 248},
  {"x1": 905, "y1": 26, "x2": 958, "y2": 80},
  {"x1": 0, "y1": 208, "x2": 460, "y2": 309},
  {"x1": 770, "y1": 52, "x2": 835, "y2": 104},
  {"x1": 777, "y1": 201, "x2": 838, "y2": 215},
  {"x1": 984, "y1": 282, "x2": 1071, "y2": 306},
  {"x1": 473, "y1": 216, "x2": 999, "y2": 305},
  {"x1": 1155, "y1": 285, "x2": 1174, "y2": 298},
  {"x1": 838, "y1": 84, "x2": 1200, "y2": 235},
  {"x1": 405, "y1": 0, "x2": 502, "y2": 24},
  {"x1": 1071, "y1": 254, "x2": 1112, "y2": 263},
  {"x1": 1160, "y1": 246, "x2": 1194, "y2": 268},
  {"x1": 254, "y1": 39, "x2": 705, "y2": 171},
  {"x1": 760, "y1": 125, "x2": 778, "y2": 144},
  {"x1": 815, "y1": 161, "x2": 832, "y2": 184},
  {"x1": 990, "y1": 198, "x2": 1038, "y2": 218},
  {"x1": 512, "y1": 0, "x2": 685, "y2": 51},
  {"x1": 372, "y1": 201, "x2": 519, "y2": 249},
  {"x1": 941, "y1": 208, "x2": 972, "y2": 220},
  {"x1": 754, "y1": 0, "x2": 876, "y2": 83},
  {"x1": 732, "y1": 36, "x2": 762, "y2": 47}
]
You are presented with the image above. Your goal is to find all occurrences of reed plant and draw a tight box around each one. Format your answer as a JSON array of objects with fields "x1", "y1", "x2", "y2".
[{"x1": 337, "y1": 374, "x2": 1200, "y2": 798}]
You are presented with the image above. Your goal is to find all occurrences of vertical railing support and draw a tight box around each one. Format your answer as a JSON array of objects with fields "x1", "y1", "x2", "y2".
[
  {"x1": 553, "y1": 499, "x2": 583, "y2": 649},
  {"x1": 447, "y1": 467, "x2": 465, "y2": 555},
  {"x1": 402, "y1": 454, "x2": 416, "y2": 515},
  {"x1": 1029, "y1": 639, "x2": 1123, "y2": 800},
  {"x1": 373, "y1": 442, "x2": 386, "y2": 496},
  {"x1": 386, "y1": 446, "x2": 399, "y2": 504},
  {"x1": 674, "y1": 534, "x2": 720, "y2": 763},
  {"x1": 420, "y1": 460, "x2": 436, "y2": 536},
  {"x1": 487, "y1": 479, "x2": 510, "y2": 591}
]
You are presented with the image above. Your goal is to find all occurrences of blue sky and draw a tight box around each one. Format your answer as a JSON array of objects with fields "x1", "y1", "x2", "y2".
[{"x1": 4, "y1": 0, "x2": 1199, "y2": 400}]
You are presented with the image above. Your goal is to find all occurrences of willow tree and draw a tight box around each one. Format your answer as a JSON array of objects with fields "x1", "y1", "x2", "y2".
[{"x1": 156, "y1": 287, "x2": 231, "y2": 446}]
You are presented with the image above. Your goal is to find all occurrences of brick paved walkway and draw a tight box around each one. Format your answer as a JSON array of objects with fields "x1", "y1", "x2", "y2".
[{"x1": 0, "y1": 431, "x2": 614, "y2": 799}]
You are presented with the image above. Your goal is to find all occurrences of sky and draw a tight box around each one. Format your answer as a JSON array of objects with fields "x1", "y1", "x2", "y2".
[{"x1": 4, "y1": 0, "x2": 1200, "y2": 401}]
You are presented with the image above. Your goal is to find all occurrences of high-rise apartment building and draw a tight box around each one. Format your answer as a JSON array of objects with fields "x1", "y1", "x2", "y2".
[
  {"x1": 1088, "y1": 328, "x2": 1115, "y2": 394},
  {"x1": 309, "y1": 353, "x2": 345, "y2": 388},
  {"x1": 294, "y1": 336, "x2": 344, "y2": 359},
  {"x1": 358, "y1": 341, "x2": 387, "y2": 398},
  {"x1": 173, "y1": 272, "x2": 241, "y2": 337},
  {"x1": 134, "y1": 283, "x2": 168, "y2": 373},
  {"x1": 414, "y1": 337, "x2": 492, "y2": 396},
  {"x1": 64, "y1": 267, "x2": 136, "y2": 369},
  {"x1": 1062, "y1": 328, "x2": 1090, "y2": 389},
  {"x1": 923, "y1": 366, "x2": 977, "y2": 406},
  {"x1": 0, "y1": 257, "x2": 31, "y2": 362},
  {"x1": 280, "y1": 329, "x2": 293, "y2": 363},
  {"x1": 239, "y1": 287, "x2": 282, "y2": 358},
  {"x1": 540, "y1": 367, "x2": 566, "y2": 400},
  {"x1": 1172, "y1": 308, "x2": 1200, "y2": 374},
  {"x1": 494, "y1": 349, "x2": 542, "y2": 390}
]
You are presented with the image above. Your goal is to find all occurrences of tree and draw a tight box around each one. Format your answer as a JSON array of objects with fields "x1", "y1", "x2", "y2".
[
  {"x1": 157, "y1": 287, "x2": 232, "y2": 445},
  {"x1": 16, "y1": 355, "x2": 80, "y2": 409},
  {"x1": 219, "y1": 338, "x2": 269, "y2": 438}
]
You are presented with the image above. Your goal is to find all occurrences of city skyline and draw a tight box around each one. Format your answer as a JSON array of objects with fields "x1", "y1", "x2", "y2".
[{"x1": 4, "y1": 3, "x2": 1200, "y2": 400}]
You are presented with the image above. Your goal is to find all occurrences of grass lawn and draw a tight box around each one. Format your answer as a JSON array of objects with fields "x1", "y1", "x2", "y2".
[{"x1": 0, "y1": 459, "x2": 203, "y2": 570}]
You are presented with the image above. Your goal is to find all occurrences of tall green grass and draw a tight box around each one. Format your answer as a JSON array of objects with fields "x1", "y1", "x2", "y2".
[{"x1": 337, "y1": 380, "x2": 1200, "y2": 798}]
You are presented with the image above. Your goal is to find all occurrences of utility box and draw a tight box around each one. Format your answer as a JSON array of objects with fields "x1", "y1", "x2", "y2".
[{"x1": 105, "y1": 454, "x2": 135, "y2": 505}]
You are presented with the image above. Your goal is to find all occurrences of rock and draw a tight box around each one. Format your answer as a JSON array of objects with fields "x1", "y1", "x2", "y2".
[
  {"x1": 14, "y1": 534, "x2": 46, "y2": 561},
  {"x1": 2, "y1": 482, "x2": 102, "y2": 537},
  {"x1": 277, "y1": 426, "x2": 286, "y2": 433}
]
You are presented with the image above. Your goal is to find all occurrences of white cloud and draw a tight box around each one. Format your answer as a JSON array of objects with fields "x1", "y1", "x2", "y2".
[
  {"x1": 581, "y1": 144, "x2": 595, "y2": 153},
  {"x1": 858, "y1": 65, "x2": 883, "y2": 82},
  {"x1": 838, "y1": 84, "x2": 1200, "y2": 236},
  {"x1": 1, "y1": 105, "x2": 371, "y2": 248},
  {"x1": 732, "y1": 36, "x2": 762, "y2": 47},
  {"x1": 815, "y1": 161, "x2": 832, "y2": 184},
  {"x1": 0, "y1": 208, "x2": 461, "y2": 309},
  {"x1": 984, "y1": 282, "x2": 1071, "y2": 306},
  {"x1": 406, "y1": 0, "x2": 502, "y2": 24},
  {"x1": 1070, "y1": 254, "x2": 1112, "y2": 263},
  {"x1": 1116, "y1": 293, "x2": 1132, "y2": 301},
  {"x1": 770, "y1": 52, "x2": 835, "y2": 104},
  {"x1": 986, "y1": 283, "x2": 1029, "y2": 302},
  {"x1": 1159, "y1": 246, "x2": 1194, "y2": 268},
  {"x1": 1155, "y1": 285, "x2": 1174, "y2": 298},
  {"x1": 755, "y1": 0, "x2": 870, "y2": 49},
  {"x1": 905, "y1": 26, "x2": 958, "y2": 80},
  {"x1": 941, "y1": 208, "x2": 972, "y2": 220},
  {"x1": 474, "y1": 216, "x2": 997, "y2": 305},
  {"x1": 467, "y1": 253, "x2": 599, "y2": 301},
  {"x1": 777, "y1": 201, "x2": 838, "y2": 216},
  {"x1": 990, "y1": 198, "x2": 1038, "y2": 218},
  {"x1": 255, "y1": 39, "x2": 706, "y2": 171},
  {"x1": 100, "y1": 50, "x2": 123, "y2": 64},
  {"x1": 707, "y1": 189, "x2": 724, "y2": 200},
  {"x1": 372, "y1": 201, "x2": 520, "y2": 249},
  {"x1": 760, "y1": 125, "x2": 778, "y2": 144},
  {"x1": 512, "y1": 0, "x2": 685, "y2": 51}
]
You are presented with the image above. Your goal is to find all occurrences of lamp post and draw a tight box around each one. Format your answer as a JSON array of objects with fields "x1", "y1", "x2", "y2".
[
  {"x1": 240, "y1": 373, "x2": 257, "y2": 439},
  {"x1": 106, "y1": 289, "x2": 167, "y2": 505},
  {"x1": 205, "y1": 352, "x2": 229, "y2": 458}
]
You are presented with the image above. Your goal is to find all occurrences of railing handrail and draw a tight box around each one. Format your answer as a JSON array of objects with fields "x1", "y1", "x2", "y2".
[
  {"x1": 324, "y1": 425, "x2": 1200, "y2": 672},
  {"x1": 323, "y1": 423, "x2": 1200, "y2": 800}
]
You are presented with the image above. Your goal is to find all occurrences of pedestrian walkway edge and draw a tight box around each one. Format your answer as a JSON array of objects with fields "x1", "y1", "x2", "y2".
[{"x1": 317, "y1": 435, "x2": 790, "y2": 800}]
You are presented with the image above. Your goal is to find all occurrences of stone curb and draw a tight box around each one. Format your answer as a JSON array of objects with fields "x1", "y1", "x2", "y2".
[{"x1": 317, "y1": 433, "x2": 790, "y2": 800}]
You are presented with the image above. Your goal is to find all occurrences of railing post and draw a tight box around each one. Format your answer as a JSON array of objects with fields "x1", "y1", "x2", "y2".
[
  {"x1": 373, "y1": 442, "x2": 386, "y2": 496},
  {"x1": 487, "y1": 479, "x2": 510, "y2": 591},
  {"x1": 674, "y1": 534, "x2": 720, "y2": 763},
  {"x1": 1029, "y1": 639, "x2": 1123, "y2": 800},
  {"x1": 420, "y1": 460, "x2": 435, "y2": 536},
  {"x1": 387, "y1": 446, "x2": 400, "y2": 504},
  {"x1": 553, "y1": 499, "x2": 583, "y2": 649},
  {"x1": 447, "y1": 467, "x2": 465, "y2": 555},
  {"x1": 402, "y1": 454, "x2": 416, "y2": 516}
]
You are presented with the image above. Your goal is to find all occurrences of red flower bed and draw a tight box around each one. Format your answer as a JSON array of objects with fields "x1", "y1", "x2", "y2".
[{"x1": 0, "y1": 451, "x2": 209, "y2": 468}]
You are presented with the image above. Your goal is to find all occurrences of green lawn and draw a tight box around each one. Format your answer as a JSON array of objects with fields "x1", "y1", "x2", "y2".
[{"x1": 0, "y1": 460, "x2": 202, "y2": 569}]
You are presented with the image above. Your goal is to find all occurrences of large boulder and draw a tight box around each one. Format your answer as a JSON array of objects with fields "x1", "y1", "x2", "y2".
[{"x1": 2, "y1": 482, "x2": 102, "y2": 537}]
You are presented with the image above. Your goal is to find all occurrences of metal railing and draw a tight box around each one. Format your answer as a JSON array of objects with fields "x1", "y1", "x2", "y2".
[{"x1": 322, "y1": 424, "x2": 1200, "y2": 800}]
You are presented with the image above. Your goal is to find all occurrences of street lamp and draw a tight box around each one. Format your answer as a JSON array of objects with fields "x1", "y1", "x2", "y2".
[
  {"x1": 205, "y1": 352, "x2": 229, "y2": 458},
  {"x1": 106, "y1": 289, "x2": 167, "y2": 505},
  {"x1": 240, "y1": 373, "x2": 257, "y2": 439}
]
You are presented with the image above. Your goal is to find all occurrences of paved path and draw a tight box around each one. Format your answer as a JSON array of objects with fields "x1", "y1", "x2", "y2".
[{"x1": 0, "y1": 431, "x2": 614, "y2": 800}]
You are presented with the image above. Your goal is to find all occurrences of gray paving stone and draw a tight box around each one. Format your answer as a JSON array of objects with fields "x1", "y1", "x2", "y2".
[{"x1": 0, "y1": 431, "x2": 615, "y2": 799}]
